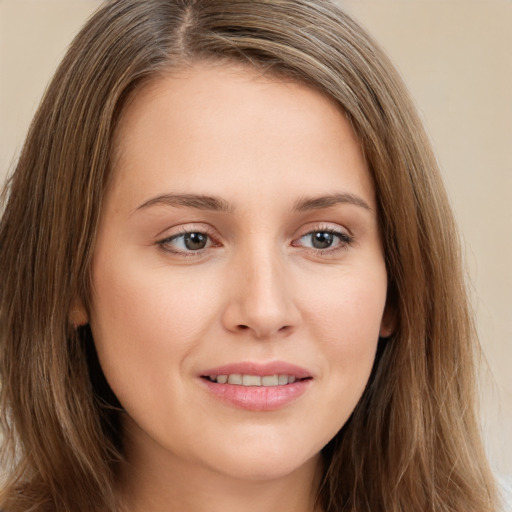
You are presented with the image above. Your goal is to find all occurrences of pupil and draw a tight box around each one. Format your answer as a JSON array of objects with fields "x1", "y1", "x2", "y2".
[
  {"x1": 313, "y1": 232, "x2": 333, "y2": 249},
  {"x1": 184, "y1": 233, "x2": 207, "y2": 250}
]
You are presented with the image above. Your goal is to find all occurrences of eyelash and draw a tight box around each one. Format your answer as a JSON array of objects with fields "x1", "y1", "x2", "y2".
[
  {"x1": 292, "y1": 227, "x2": 353, "y2": 256},
  {"x1": 158, "y1": 226, "x2": 219, "y2": 258},
  {"x1": 157, "y1": 225, "x2": 353, "y2": 258}
]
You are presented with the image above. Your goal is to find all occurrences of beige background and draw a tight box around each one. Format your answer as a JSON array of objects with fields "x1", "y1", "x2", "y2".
[{"x1": 0, "y1": 0, "x2": 510, "y2": 477}]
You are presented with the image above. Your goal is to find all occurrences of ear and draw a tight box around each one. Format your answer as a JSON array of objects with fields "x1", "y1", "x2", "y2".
[
  {"x1": 69, "y1": 298, "x2": 89, "y2": 327},
  {"x1": 379, "y1": 302, "x2": 396, "y2": 339}
]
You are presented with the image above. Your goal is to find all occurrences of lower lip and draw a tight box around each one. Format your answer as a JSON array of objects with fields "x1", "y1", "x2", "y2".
[{"x1": 201, "y1": 378, "x2": 311, "y2": 411}]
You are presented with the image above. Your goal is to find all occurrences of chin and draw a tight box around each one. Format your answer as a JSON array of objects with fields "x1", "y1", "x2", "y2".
[{"x1": 199, "y1": 443, "x2": 322, "y2": 482}]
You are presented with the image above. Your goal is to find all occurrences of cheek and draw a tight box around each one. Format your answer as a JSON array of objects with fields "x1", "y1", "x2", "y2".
[
  {"x1": 92, "y1": 246, "x2": 218, "y2": 333},
  {"x1": 301, "y1": 263, "x2": 387, "y2": 345},
  {"x1": 88, "y1": 252, "x2": 220, "y2": 403},
  {"x1": 299, "y1": 265, "x2": 387, "y2": 410}
]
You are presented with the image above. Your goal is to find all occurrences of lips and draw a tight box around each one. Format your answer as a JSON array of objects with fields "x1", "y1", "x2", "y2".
[
  {"x1": 199, "y1": 362, "x2": 313, "y2": 411},
  {"x1": 205, "y1": 374, "x2": 298, "y2": 386}
]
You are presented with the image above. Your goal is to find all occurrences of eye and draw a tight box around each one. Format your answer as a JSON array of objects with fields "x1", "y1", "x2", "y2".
[
  {"x1": 159, "y1": 231, "x2": 214, "y2": 254},
  {"x1": 181, "y1": 232, "x2": 209, "y2": 250},
  {"x1": 307, "y1": 231, "x2": 337, "y2": 249},
  {"x1": 294, "y1": 229, "x2": 352, "y2": 252}
]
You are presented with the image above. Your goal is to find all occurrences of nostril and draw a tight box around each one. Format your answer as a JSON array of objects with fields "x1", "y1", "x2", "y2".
[{"x1": 238, "y1": 325, "x2": 249, "y2": 330}]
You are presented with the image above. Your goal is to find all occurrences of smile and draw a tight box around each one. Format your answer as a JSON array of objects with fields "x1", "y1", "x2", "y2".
[
  {"x1": 204, "y1": 374, "x2": 300, "y2": 386},
  {"x1": 199, "y1": 362, "x2": 313, "y2": 411}
]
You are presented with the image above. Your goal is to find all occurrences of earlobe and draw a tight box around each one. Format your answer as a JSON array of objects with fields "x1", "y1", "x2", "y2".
[
  {"x1": 379, "y1": 304, "x2": 396, "y2": 339},
  {"x1": 69, "y1": 299, "x2": 89, "y2": 327},
  {"x1": 379, "y1": 324, "x2": 394, "y2": 338}
]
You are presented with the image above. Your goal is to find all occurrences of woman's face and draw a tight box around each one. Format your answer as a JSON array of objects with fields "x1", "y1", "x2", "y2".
[{"x1": 88, "y1": 63, "x2": 390, "y2": 482}]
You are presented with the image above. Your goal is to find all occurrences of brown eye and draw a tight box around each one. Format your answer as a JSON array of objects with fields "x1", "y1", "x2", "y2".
[
  {"x1": 311, "y1": 232, "x2": 335, "y2": 249},
  {"x1": 160, "y1": 231, "x2": 213, "y2": 253},
  {"x1": 183, "y1": 232, "x2": 208, "y2": 250}
]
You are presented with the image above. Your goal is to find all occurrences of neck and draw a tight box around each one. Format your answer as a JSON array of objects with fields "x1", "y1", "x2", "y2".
[{"x1": 118, "y1": 422, "x2": 324, "y2": 512}]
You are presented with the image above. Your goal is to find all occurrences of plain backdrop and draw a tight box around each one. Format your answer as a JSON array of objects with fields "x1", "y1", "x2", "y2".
[{"x1": 0, "y1": 0, "x2": 511, "y2": 478}]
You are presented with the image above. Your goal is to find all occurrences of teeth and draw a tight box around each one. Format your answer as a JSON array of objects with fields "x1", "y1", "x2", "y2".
[
  {"x1": 278, "y1": 375, "x2": 288, "y2": 385},
  {"x1": 227, "y1": 374, "x2": 243, "y2": 385},
  {"x1": 261, "y1": 375, "x2": 279, "y2": 386},
  {"x1": 243, "y1": 375, "x2": 261, "y2": 386},
  {"x1": 210, "y1": 374, "x2": 299, "y2": 386}
]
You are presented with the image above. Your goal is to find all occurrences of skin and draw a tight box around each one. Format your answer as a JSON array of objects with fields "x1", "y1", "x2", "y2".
[{"x1": 86, "y1": 62, "x2": 392, "y2": 512}]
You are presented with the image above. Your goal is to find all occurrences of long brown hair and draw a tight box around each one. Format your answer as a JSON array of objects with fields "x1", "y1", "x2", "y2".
[{"x1": 0, "y1": 1, "x2": 498, "y2": 510}]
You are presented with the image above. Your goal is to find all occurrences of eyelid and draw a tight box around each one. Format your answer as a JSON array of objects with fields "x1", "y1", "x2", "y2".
[
  {"x1": 291, "y1": 223, "x2": 354, "y2": 253},
  {"x1": 154, "y1": 221, "x2": 216, "y2": 239},
  {"x1": 295, "y1": 222, "x2": 352, "y2": 239},
  {"x1": 155, "y1": 221, "x2": 353, "y2": 258},
  {"x1": 157, "y1": 224, "x2": 220, "y2": 256}
]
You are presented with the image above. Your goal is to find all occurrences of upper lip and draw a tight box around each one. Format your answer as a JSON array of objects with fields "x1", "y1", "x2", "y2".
[{"x1": 200, "y1": 361, "x2": 312, "y2": 379}]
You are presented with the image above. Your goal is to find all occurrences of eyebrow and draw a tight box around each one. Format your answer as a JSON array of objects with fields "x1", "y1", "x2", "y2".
[
  {"x1": 293, "y1": 193, "x2": 372, "y2": 212},
  {"x1": 137, "y1": 193, "x2": 234, "y2": 213},
  {"x1": 136, "y1": 191, "x2": 372, "y2": 214}
]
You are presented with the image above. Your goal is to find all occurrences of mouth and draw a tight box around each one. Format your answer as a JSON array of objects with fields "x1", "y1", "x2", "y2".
[
  {"x1": 199, "y1": 362, "x2": 313, "y2": 411},
  {"x1": 202, "y1": 374, "x2": 311, "y2": 386}
]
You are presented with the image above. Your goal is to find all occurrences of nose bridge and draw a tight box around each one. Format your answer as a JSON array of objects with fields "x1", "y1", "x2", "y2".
[
  {"x1": 246, "y1": 245, "x2": 283, "y2": 304},
  {"x1": 223, "y1": 237, "x2": 300, "y2": 338}
]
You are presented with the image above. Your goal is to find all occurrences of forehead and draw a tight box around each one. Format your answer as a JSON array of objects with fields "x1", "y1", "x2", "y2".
[{"x1": 108, "y1": 62, "x2": 375, "y2": 212}]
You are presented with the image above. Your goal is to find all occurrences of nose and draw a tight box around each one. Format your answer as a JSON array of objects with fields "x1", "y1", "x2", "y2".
[{"x1": 221, "y1": 247, "x2": 301, "y2": 339}]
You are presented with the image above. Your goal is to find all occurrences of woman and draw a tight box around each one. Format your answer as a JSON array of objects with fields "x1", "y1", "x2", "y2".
[{"x1": 0, "y1": 0, "x2": 500, "y2": 511}]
